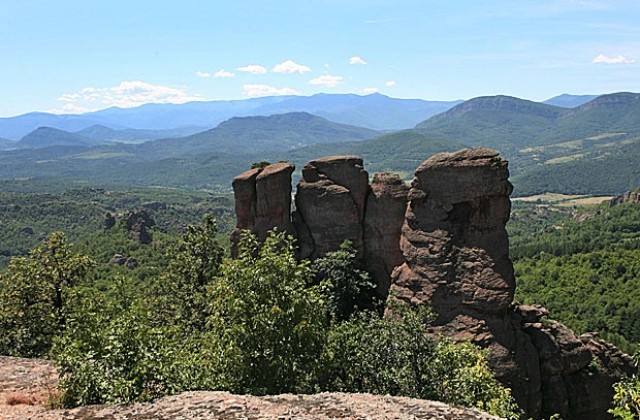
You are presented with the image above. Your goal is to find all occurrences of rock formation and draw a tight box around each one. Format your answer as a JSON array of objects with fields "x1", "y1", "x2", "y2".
[
  {"x1": 387, "y1": 149, "x2": 634, "y2": 419},
  {"x1": 230, "y1": 150, "x2": 635, "y2": 419},
  {"x1": 363, "y1": 173, "x2": 409, "y2": 295},
  {"x1": 610, "y1": 189, "x2": 640, "y2": 207},
  {"x1": 125, "y1": 209, "x2": 155, "y2": 244},
  {"x1": 231, "y1": 162, "x2": 295, "y2": 256},
  {"x1": 293, "y1": 156, "x2": 370, "y2": 260}
]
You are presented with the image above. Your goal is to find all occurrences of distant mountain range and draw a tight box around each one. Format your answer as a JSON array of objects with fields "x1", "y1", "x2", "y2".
[
  {"x1": 14, "y1": 127, "x2": 106, "y2": 149},
  {"x1": 0, "y1": 93, "x2": 463, "y2": 140},
  {"x1": 1, "y1": 91, "x2": 639, "y2": 197},
  {"x1": 542, "y1": 94, "x2": 599, "y2": 108}
]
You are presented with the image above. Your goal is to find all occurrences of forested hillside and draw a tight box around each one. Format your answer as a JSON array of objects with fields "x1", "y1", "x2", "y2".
[{"x1": 509, "y1": 198, "x2": 640, "y2": 353}]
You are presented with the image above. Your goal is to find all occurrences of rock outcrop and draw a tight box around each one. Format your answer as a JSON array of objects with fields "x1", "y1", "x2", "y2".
[
  {"x1": 387, "y1": 149, "x2": 634, "y2": 419},
  {"x1": 363, "y1": 173, "x2": 409, "y2": 295},
  {"x1": 125, "y1": 210, "x2": 155, "y2": 244},
  {"x1": 230, "y1": 150, "x2": 635, "y2": 419},
  {"x1": 609, "y1": 189, "x2": 640, "y2": 207},
  {"x1": 231, "y1": 162, "x2": 295, "y2": 256},
  {"x1": 293, "y1": 156, "x2": 370, "y2": 260}
]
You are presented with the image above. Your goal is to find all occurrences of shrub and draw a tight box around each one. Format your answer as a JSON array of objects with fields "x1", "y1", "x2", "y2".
[{"x1": 203, "y1": 230, "x2": 327, "y2": 394}]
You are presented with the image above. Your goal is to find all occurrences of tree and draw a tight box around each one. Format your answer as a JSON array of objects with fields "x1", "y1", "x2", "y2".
[
  {"x1": 148, "y1": 214, "x2": 224, "y2": 331},
  {"x1": 204, "y1": 230, "x2": 327, "y2": 394},
  {"x1": 0, "y1": 232, "x2": 94, "y2": 357},
  {"x1": 312, "y1": 240, "x2": 378, "y2": 322}
]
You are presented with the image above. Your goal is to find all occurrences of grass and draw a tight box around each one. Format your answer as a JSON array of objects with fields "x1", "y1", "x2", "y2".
[{"x1": 513, "y1": 193, "x2": 612, "y2": 207}]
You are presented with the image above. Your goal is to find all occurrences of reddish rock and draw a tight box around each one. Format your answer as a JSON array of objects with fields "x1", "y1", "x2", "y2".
[
  {"x1": 231, "y1": 163, "x2": 294, "y2": 255},
  {"x1": 390, "y1": 148, "x2": 514, "y2": 317},
  {"x1": 255, "y1": 162, "x2": 295, "y2": 241},
  {"x1": 387, "y1": 149, "x2": 635, "y2": 419},
  {"x1": 363, "y1": 173, "x2": 409, "y2": 297},
  {"x1": 294, "y1": 156, "x2": 369, "y2": 259}
]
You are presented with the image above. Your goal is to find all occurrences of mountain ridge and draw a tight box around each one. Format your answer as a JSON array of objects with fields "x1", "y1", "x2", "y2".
[{"x1": 0, "y1": 93, "x2": 461, "y2": 140}]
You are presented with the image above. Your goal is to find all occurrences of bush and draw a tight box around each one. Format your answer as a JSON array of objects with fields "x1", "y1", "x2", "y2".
[
  {"x1": 313, "y1": 240, "x2": 378, "y2": 322},
  {"x1": 610, "y1": 354, "x2": 640, "y2": 420},
  {"x1": 0, "y1": 232, "x2": 94, "y2": 357},
  {"x1": 203, "y1": 230, "x2": 327, "y2": 394},
  {"x1": 316, "y1": 306, "x2": 522, "y2": 419}
]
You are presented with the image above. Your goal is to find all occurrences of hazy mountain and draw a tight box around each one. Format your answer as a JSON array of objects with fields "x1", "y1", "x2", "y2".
[
  {"x1": 142, "y1": 112, "x2": 380, "y2": 157},
  {"x1": 76, "y1": 125, "x2": 203, "y2": 143},
  {"x1": 15, "y1": 127, "x2": 107, "y2": 149},
  {"x1": 3, "y1": 92, "x2": 640, "y2": 197},
  {"x1": 0, "y1": 93, "x2": 461, "y2": 140},
  {"x1": 415, "y1": 92, "x2": 640, "y2": 154},
  {"x1": 543, "y1": 94, "x2": 599, "y2": 108},
  {"x1": 0, "y1": 137, "x2": 15, "y2": 150},
  {"x1": 415, "y1": 96, "x2": 565, "y2": 154},
  {"x1": 0, "y1": 113, "x2": 109, "y2": 141},
  {"x1": 251, "y1": 93, "x2": 463, "y2": 130}
]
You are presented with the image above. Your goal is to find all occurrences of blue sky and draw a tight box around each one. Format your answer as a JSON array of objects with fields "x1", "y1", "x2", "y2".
[{"x1": 1, "y1": 0, "x2": 638, "y2": 117}]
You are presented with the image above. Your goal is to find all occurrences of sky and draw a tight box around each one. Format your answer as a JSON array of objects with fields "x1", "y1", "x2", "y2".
[{"x1": 0, "y1": 0, "x2": 638, "y2": 117}]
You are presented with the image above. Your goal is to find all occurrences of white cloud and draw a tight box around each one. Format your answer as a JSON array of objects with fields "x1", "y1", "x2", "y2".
[
  {"x1": 48, "y1": 103, "x2": 91, "y2": 115},
  {"x1": 385, "y1": 80, "x2": 397, "y2": 87},
  {"x1": 196, "y1": 71, "x2": 212, "y2": 78},
  {"x1": 243, "y1": 84, "x2": 299, "y2": 97},
  {"x1": 56, "y1": 80, "x2": 205, "y2": 110},
  {"x1": 362, "y1": 87, "x2": 378, "y2": 94},
  {"x1": 272, "y1": 60, "x2": 311, "y2": 74},
  {"x1": 350, "y1": 56, "x2": 367, "y2": 65},
  {"x1": 214, "y1": 69, "x2": 235, "y2": 78},
  {"x1": 309, "y1": 75, "x2": 343, "y2": 87},
  {"x1": 237, "y1": 64, "x2": 268, "y2": 74},
  {"x1": 592, "y1": 54, "x2": 635, "y2": 64}
]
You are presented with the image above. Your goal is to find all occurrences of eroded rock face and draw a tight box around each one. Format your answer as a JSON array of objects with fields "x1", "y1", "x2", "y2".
[
  {"x1": 294, "y1": 156, "x2": 370, "y2": 260},
  {"x1": 125, "y1": 209, "x2": 155, "y2": 244},
  {"x1": 363, "y1": 173, "x2": 409, "y2": 296},
  {"x1": 231, "y1": 163, "x2": 295, "y2": 255},
  {"x1": 387, "y1": 149, "x2": 634, "y2": 419},
  {"x1": 390, "y1": 149, "x2": 514, "y2": 316}
]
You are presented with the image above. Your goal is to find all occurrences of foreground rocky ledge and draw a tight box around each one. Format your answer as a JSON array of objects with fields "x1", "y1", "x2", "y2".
[{"x1": 0, "y1": 356, "x2": 498, "y2": 420}]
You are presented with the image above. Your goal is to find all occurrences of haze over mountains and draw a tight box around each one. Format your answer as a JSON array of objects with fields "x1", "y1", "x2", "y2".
[
  {"x1": 0, "y1": 93, "x2": 462, "y2": 141},
  {"x1": 0, "y1": 91, "x2": 638, "y2": 197}
]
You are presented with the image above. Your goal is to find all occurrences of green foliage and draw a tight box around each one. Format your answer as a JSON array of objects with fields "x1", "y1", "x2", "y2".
[
  {"x1": 251, "y1": 161, "x2": 271, "y2": 169},
  {"x1": 512, "y1": 201, "x2": 640, "y2": 353},
  {"x1": 312, "y1": 240, "x2": 378, "y2": 322},
  {"x1": 316, "y1": 306, "x2": 521, "y2": 419},
  {"x1": 148, "y1": 214, "x2": 224, "y2": 331},
  {"x1": 53, "y1": 282, "x2": 209, "y2": 406},
  {"x1": 609, "y1": 354, "x2": 640, "y2": 420},
  {"x1": 0, "y1": 232, "x2": 94, "y2": 357},
  {"x1": 0, "y1": 223, "x2": 519, "y2": 418},
  {"x1": 204, "y1": 230, "x2": 327, "y2": 394}
]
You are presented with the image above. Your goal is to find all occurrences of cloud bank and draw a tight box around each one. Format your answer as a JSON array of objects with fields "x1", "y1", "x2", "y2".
[
  {"x1": 237, "y1": 64, "x2": 268, "y2": 74},
  {"x1": 57, "y1": 80, "x2": 204, "y2": 111},
  {"x1": 309, "y1": 75, "x2": 343, "y2": 87},
  {"x1": 593, "y1": 54, "x2": 635, "y2": 64}
]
